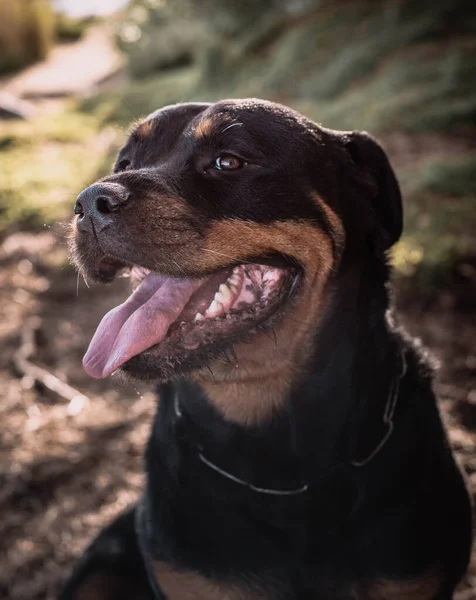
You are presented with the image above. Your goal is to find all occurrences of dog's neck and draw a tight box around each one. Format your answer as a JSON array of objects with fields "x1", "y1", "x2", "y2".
[{"x1": 288, "y1": 258, "x2": 400, "y2": 474}]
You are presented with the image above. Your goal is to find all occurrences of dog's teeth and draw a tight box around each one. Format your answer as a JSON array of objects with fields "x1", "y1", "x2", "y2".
[
  {"x1": 216, "y1": 283, "x2": 233, "y2": 304},
  {"x1": 205, "y1": 300, "x2": 223, "y2": 317},
  {"x1": 194, "y1": 312, "x2": 205, "y2": 322},
  {"x1": 227, "y1": 274, "x2": 240, "y2": 286}
]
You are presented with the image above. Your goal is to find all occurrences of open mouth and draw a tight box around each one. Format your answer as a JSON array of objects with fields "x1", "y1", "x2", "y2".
[{"x1": 83, "y1": 259, "x2": 298, "y2": 379}]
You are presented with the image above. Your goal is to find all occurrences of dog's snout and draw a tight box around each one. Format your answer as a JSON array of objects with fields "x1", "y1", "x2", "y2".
[{"x1": 74, "y1": 183, "x2": 129, "y2": 232}]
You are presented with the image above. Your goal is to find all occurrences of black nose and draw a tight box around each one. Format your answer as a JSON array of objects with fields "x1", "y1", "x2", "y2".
[{"x1": 74, "y1": 183, "x2": 129, "y2": 233}]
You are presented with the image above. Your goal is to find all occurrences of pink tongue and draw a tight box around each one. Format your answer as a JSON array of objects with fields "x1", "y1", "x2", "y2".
[{"x1": 83, "y1": 273, "x2": 203, "y2": 379}]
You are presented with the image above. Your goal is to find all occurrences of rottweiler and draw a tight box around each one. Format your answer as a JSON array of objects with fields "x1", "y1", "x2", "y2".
[{"x1": 61, "y1": 99, "x2": 472, "y2": 599}]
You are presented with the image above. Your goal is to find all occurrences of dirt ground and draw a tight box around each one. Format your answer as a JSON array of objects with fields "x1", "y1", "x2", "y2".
[{"x1": 0, "y1": 219, "x2": 474, "y2": 600}]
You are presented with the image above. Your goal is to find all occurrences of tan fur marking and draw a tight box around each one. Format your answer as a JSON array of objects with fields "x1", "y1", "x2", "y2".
[
  {"x1": 134, "y1": 119, "x2": 154, "y2": 140},
  {"x1": 354, "y1": 571, "x2": 440, "y2": 600},
  {"x1": 191, "y1": 217, "x2": 338, "y2": 424},
  {"x1": 310, "y1": 190, "x2": 346, "y2": 251},
  {"x1": 196, "y1": 364, "x2": 298, "y2": 426},
  {"x1": 194, "y1": 116, "x2": 217, "y2": 139},
  {"x1": 201, "y1": 219, "x2": 334, "y2": 276},
  {"x1": 154, "y1": 561, "x2": 269, "y2": 599}
]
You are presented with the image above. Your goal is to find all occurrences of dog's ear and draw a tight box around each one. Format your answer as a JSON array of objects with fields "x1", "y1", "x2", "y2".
[{"x1": 344, "y1": 131, "x2": 402, "y2": 252}]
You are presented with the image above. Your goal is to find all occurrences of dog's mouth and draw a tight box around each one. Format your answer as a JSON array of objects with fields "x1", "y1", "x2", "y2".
[{"x1": 83, "y1": 259, "x2": 298, "y2": 379}]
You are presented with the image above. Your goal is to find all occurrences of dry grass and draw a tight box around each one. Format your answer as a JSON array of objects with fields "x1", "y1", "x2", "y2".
[{"x1": 0, "y1": 0, "x2": 55, "y2": 74}]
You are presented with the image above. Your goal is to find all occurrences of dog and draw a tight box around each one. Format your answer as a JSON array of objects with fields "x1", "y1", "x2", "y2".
[{"x1": 62, "y1": 99, "x2": 472, "y2": 599}]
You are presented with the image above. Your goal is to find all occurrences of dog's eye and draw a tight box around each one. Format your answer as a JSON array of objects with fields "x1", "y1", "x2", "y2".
[
  {"x1": 116, "y1": 159, "x2": 130, "y2": 172},
  {"x1": 214, "y1": 155, "x2": 243, "y2": 171}
]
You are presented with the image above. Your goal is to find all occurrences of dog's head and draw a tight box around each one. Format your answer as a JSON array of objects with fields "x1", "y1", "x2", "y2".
[{"x1": 71, "y1": 99, "x2": 401, "y2": 417}]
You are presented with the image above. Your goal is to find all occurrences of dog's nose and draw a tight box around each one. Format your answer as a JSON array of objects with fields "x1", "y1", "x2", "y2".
[{"x1": 74, "y1": 183, "x2": 129, "y2": 232}]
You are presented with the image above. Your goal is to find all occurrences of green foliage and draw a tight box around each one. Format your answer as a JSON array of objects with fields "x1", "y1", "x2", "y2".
[
  {"x1": 0, "y1": 105, "x2": 121, "y2": 235},
  {"x1": 110, "y1": 0, "x2": 476, "y2": 135},
  {"x1": 115, "y1": 1, "x2": 202, "y2": 78},
  {"x1": 416, "y1": 155, "x2": 476, "y2": 199},
  {"x1": 294, "y1": 39, "x2": 476, "y2": 133},
  {"x1": 392, "y1": 153, "x2": 476, "y2": 287},
  {"x1": 82, "y1": 67, "x2": 201, "y2": 125},
  {"x1": 115, "y1": 0, "x2": 318, "y2": 79},
  {"x1": 0, "y1": 0, "x2": 55, "y2": 74}
]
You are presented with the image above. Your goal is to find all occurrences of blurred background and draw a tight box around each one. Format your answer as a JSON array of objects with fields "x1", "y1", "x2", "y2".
[{"x1": 0, "y1": 0, "x2": 475, "y2": 597}]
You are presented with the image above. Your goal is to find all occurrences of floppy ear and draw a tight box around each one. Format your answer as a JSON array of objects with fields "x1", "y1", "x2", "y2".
[{"x1": 344, "y1": 131, "x2": 403, "y2": 252}]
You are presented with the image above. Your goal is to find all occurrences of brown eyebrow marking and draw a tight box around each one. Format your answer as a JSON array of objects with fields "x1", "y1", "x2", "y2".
[
  {"x1": 133, "y1": 119, "x2": 155, "y2": 141},
  {"x1": 309, "y1": 190, "x2": 346, "y2": 262},
  {"x1": 194, "y1": 116, "x2": 243, "y2": 140},
  {"x1": 194, "y1": 117, "x2": 216, "y2": 139}
]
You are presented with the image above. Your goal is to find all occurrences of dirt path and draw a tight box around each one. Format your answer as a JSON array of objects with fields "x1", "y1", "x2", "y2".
[{"x1": 0, "y1": 24, "x2": 124, "y2": 117}]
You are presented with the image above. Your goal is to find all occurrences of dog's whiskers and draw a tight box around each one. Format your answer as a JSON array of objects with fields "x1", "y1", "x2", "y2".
[
  {"x1": 205, "y1": 364, "x2": 216, "y2": 382},
  {"x1": 228, "y1": 345, "x2": 238, "y2": 365},
  {"x1": 220, "y1": 122, "x2": 244, "y2": 134},
  {"x1": 172, "y1": 259, "x2": 187, "y2": 276},
  {"x1": 81, "y1": 271, "x2": 90, "y2": 289},
  {"x1": 262, "y1": 328, "x2": 278, "y2": 345},
  {"x1": 218, "y1": 349, "x2": 232, "y2": 364}
]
